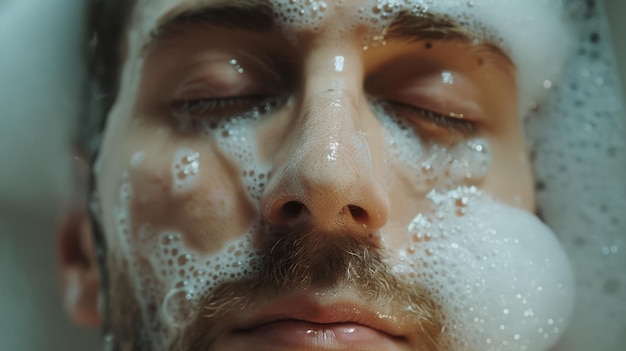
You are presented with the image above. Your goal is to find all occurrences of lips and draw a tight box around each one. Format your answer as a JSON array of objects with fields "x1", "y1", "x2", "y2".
[
  {"x1": 237, "y1": 320, "x2": 409, "y2": 350},
  {"x1": 231, "y1": 294, "x2": 414, "y2": 351}
]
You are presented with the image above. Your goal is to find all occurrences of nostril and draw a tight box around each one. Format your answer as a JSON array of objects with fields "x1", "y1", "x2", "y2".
[
  {"x1": 282, "y1": 201, "x2": 304, "y2": 219},
  {"x1": 347, "y1": 205, "x2": 368, "y2": 222}
]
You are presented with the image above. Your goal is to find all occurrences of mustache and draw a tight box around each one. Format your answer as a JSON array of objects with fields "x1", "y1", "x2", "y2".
[
  {"x1": 178, "y1": 229, "x2": 442, "y2": 349},
  {"x1": 259, "y1": 228, "x2": 395, "y2": 293}
]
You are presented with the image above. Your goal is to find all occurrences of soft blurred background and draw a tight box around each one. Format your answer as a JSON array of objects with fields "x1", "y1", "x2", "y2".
[
  {"x1": 0, "y1": 0, "x2": 100, "y2": 349},
  {"x1": 606, "y1": 0, "x2": 625, "y2": 97},
  {"x1": 0, "y1": 0, "x2": 623, "y2": 350}
]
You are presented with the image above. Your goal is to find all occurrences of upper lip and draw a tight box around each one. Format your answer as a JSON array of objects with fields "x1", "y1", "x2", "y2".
[{"x1": 233, "y1": 293, "x2": 413, "y2": 342}]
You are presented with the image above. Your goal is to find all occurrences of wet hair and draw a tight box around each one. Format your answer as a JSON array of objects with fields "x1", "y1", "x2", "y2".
[
  {"x1": 82, "y1": 0, "x2": 136, "y2": 157},
  {"x1": 84, "y1": 2, "x2": 137, "y2": 344}
]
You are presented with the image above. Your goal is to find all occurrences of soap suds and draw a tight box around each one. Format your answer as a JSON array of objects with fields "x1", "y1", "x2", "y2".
[
  {"x1": 171, "y1": 148, "x2": 200, "y2": 193},
  {"x1": 396, "y1": 187, "x2": 574, "y2": 350}
]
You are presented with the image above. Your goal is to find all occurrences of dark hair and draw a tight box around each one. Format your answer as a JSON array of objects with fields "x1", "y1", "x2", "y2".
[
  {"x1": 84, "y1": 3, "x2": 139, "y2": 344},
  {"x1": 81, "y1": 0, "x2": 136, "y2": 156}
]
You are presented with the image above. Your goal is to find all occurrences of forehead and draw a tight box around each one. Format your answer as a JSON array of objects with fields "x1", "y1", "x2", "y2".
[{"x1": 130, "y1": 0, "x2": 560, "y2": 40}]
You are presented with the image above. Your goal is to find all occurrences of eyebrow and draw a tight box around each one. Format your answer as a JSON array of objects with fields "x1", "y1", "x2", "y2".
[
  {"x1": 145, "y1": 1, "x2": 512, "y2": 65},
  {"x1": 386, "y1": 11, "x2": 513, "y2": 66},
  {"x1": 145, "y1": 0, "x2": 274, "y2": 50},
  {"x1": 387, "y1": 11, "x2": 475, "y2": 42}
]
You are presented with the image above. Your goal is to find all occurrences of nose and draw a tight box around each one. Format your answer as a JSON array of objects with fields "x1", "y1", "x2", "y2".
[{"x1": 261, "y1": 91, "x2": 389, "y2": 241}]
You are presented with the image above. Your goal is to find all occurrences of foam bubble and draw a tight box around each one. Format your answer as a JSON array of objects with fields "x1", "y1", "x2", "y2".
[
  {"x1": 171, "y1": 148, "x2": 200, "y2": 193},
  {"x1": 130, "y1": 151, "x2": 145, "y2": 168}
]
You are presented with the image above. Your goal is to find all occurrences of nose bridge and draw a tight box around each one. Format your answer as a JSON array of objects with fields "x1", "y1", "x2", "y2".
[
  {"x1": 299, "y1": 90, "x2": 370, "y2": 194},
  {"x1": 297, "y1": 49, "x2": 373, "y2": 193}
]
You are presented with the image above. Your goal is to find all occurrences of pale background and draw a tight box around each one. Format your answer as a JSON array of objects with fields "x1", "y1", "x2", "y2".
[{"x1": 0, "y1": 1, "x2": 623, "y2": 350}]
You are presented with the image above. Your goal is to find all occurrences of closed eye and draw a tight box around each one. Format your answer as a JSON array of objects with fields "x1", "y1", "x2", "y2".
[
  {"x1": 383, "y1": 100, "x2": 478, "y2": 136},
  {"x1": 170, "y1": 95, "x2": 284, "y2": 126}
]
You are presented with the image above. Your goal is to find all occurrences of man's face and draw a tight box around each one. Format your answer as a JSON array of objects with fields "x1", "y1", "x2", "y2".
[{"x1": 93, "y1": 0, "x2": 574, "y2": 350}]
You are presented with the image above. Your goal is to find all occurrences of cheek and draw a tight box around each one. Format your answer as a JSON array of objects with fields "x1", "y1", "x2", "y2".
[
  {"x1": 392, "y1": 191, "x2": 574, "y2": 350},
  {"x1": 482, "y1": 134, "x2": 535, "y2": 211},
  {"x1": 96, "y1": 127, "x2": 267, "y2": 336},
  {"x1": 101, "y1": 133, "x2": 256, "y2": 253},
  {"x1": 122, "y1": 142, "x2": 257, "y2": 254}
]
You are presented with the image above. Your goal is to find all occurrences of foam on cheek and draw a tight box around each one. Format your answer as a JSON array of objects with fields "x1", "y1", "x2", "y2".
[
  {"x1": 114, "y1": 180, "x2": 263, "y2": 349},
  {"x1": 171, "y1": 148, "x2": 200, "y2": 193},
  {"x1": 100, "y1": 1, "x2": 276, "y2": 332},
  {"x1": 395, "y1": 187, "x2": 574, "y2": 351},
  {"x1": 112, "y1": 111, "x2": 270, "y2": 350},
  {"x1": 138, "y1": 227, "x2": 261, "y2": 327},
  {"x1": 130, "y1": 151, "x2": 145, "y2": 168},
  {"x1": 115, "y1": 207, "x2": 262, "y2": 348},
  {"x1": 378, "y1": 101, "x2": 491, "y2": 192},
  {"x1": 113, "y1": 25, "x2": 274, "y2": 334},
  {"x1": 379, "y1": 98, "x2": 574, "y2": 349},
  {"x1": 212, "y1": 118, "x2": 271, "y2": 202},
  {"x1": 103, "y1": 2, "x2": 304, "y2": 349}
]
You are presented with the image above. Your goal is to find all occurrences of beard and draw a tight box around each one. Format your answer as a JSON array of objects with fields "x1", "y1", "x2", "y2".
[{"x1": 102, "y1": 227, "x2": 442, "y2": 351}]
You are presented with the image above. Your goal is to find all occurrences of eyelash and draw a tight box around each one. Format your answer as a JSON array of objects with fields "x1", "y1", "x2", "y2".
[
  {"x1": 171, "y1": 95, "x2": 282, "y2": 121},
  {"x1": 384, "y1": 101, "x2": 478, "y2": 135}
]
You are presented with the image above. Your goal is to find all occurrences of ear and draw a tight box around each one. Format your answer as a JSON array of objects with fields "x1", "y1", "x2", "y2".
[{"x1": 58, "y1": 208, "x2": 102, "y2": 327}]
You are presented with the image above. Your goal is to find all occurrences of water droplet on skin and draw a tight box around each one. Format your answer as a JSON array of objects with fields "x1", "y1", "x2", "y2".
[
  {"x1": 229, "y1": 58, "x2": 245, "y2": 74},
  {"x1": 131, "y1": 152, "x2": 145, "y2": 168},
  {"x1": 442, "y1": 70, "x2": 455, "y2": 84},
  {"x1": 333, "y1": 55, "x2": 345, "y2": 72}
]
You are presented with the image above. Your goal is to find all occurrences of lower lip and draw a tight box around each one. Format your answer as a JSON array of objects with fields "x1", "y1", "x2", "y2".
[{"x1": 236, "y1": 320, "x2": 408, "y2": 350}]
